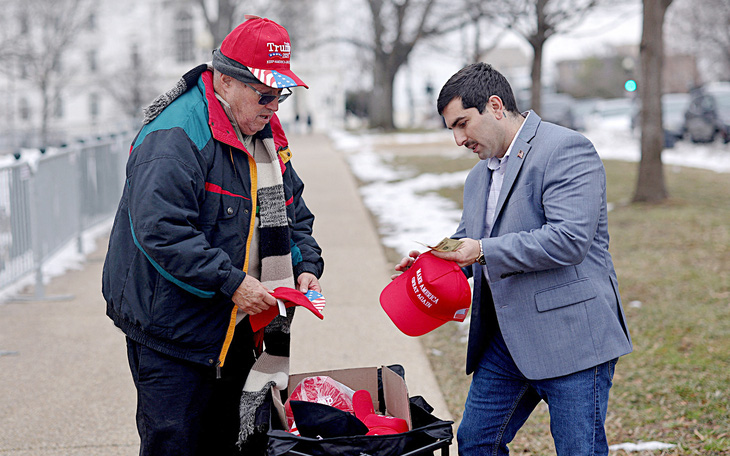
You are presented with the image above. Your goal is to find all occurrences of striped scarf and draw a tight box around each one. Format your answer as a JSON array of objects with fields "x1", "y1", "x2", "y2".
[
  {"x1": 252, "y1": 138, "x2": 295, "y2": 293},
  {"x1": 238, "y1": 136, "x2": 296, "y2": 445}
]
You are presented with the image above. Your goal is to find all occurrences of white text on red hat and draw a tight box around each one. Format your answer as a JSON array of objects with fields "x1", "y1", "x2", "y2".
[
  {"x1": 411, "y1": 268, "x2": 439, "y2": 308},
  {"x1": 267, "y1": 42, "x2": 290, "y2": 63}
]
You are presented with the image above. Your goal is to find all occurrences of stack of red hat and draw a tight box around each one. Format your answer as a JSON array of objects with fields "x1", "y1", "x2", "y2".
[{"x1": 352, "y1": 390, "x2": 409, "y2": 435}]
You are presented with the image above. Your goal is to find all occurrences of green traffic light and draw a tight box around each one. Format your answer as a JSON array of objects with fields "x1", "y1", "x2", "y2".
[{"x1": 625, "y1": 79, "x2": 637, "y2": 92}]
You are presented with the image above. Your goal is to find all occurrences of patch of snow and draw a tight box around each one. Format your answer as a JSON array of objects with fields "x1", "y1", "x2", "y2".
[
  {"x1": 0, "y1": 219, "x2": 112, "y2": 303},
  {"x1": 609, "y1": 441, "x2": 677, "y2": 452},
  {"x1": 333, "y1": 123, "x2": 729, "y2": 258}
]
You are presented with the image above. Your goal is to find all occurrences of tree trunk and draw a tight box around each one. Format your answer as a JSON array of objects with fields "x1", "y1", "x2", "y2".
[
  {"x1": 530, "y1": 42, "x2": 544, "y2": 115},
  {"x1": 369, "y1": 59, "x2": 397, "y2": 130},
  {"x1": 633, "y1": 0, "x2": 673, "y2": 203},
  {"x1": 529, "y1": 0, "x2": 548, "y2": 114},
  {"x1": 40, "y1": 78, "x2": 50, "y2": 147},
  {"x1": 196, "y1": 0, "x2": 237, "y2": 48}
]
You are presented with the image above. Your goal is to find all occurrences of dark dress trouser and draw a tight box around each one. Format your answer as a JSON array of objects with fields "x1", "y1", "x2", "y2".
[{"x1": 127, "y1": 324, "x2": 261, "y2": 456}]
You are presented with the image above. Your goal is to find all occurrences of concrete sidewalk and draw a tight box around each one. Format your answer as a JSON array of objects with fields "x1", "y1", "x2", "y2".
[{"x1": 0, "y1": 133, "x2": 450, "y2": 455}]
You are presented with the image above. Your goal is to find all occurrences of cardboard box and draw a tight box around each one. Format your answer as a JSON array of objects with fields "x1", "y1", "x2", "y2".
[{"x1": 273, "y1": 366, "x2": 412, "y2": 431}]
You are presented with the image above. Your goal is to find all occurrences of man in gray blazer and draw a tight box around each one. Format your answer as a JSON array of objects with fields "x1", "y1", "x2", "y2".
[{"x1": 394, "y1": 63, "x2": 632, "y2": 455}]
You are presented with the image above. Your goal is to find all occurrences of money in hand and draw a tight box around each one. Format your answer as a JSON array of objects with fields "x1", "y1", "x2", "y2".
[{"x1": 425, "y1": 237, "x2": 464, "y2": 252}]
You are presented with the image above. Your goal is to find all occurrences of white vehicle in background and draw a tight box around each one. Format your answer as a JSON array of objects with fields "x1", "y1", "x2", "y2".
[{"x1": 587, "y1": 98, "x2": 635, "y2": 131}]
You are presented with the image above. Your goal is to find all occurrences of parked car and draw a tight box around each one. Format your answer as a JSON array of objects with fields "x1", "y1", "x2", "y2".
[
  {"x1": 630, "y1": 93, "x2": 692, "y2": 147},
  {"x1": 662, "y1": 93, "x2": 692, "y2": 139},
  {"x1": 517, "y1": 92, "x2": 579, "y2": 130},
  {"x1": 592, "y1": 97, "x2": 635, "y2": 118},
  {"x1": 571, "y1": 98, "x2": 599, "y2": 131},
  {"x1": 588, "y1": 97, "x2": 634, "y2": 131},
  {"x1": 683, "y1": 83, "x2": 730, "y2": 143},
  {"x1": 538, "y1": 93, "x2": 578, "y2": 130}
]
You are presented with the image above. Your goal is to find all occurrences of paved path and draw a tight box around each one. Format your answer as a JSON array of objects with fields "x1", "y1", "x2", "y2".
[{"x1": 0, "y1": 133, "x2": 450, "y2": 455}]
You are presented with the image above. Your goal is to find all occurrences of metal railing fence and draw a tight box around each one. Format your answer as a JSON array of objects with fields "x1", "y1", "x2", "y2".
[{"x1": 0, "y1": 135, "x2": 129, "y2": 299}]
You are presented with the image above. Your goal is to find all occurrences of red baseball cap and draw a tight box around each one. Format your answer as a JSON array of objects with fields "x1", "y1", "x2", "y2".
[
  {"x1": 380, "y1": 251, "x2": 471, "y2": 337},
  {"x1": 352, "y1": 389, "x2": 409, "y2": 435},
  {"x1": 249, "y1": 287, "x2": 323, "y2": 332},
  {"x1": 220, "y1": 15, "x2": 308, "y2": 89}
]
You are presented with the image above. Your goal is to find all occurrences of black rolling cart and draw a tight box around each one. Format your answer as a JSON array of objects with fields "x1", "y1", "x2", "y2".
[{"x1": 265, "y1": 366, "x2": 453, "y2": 456}]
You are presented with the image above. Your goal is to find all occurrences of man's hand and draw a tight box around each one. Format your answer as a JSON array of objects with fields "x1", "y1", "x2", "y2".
[
  {"x1": 431, "y1": 238, "x2": 481, "y2": 268},
  {"x1": 232, "y1": 274, "x2": 277, "y2": 316},
  {"x1": 391, "y1": 250, "x2": 421, "y2": 280},
  {"x1": 297, "y1": 272, "x2": 321, "y2": 293}
]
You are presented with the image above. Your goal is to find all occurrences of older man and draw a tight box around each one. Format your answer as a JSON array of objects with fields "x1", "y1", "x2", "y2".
[{"x1": 102, "y1": 16, "x2": 323, "y2": 456}]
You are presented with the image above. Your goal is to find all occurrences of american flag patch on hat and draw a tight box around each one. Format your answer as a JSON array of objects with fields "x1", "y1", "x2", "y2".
[{"x1": 305, "y1": 290, "x2": 326, "y2": 313}]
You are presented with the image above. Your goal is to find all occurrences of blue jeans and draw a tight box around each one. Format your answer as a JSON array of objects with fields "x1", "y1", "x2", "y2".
[{"x1": 458, "y1": 330, "x2": 617, "y2": 455}]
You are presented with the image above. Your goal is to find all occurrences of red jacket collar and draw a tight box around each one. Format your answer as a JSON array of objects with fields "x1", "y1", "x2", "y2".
[
  {"x1": 201, "y1": 70, "x2": 289, "y2": 155},
  {"x1": 202, "y1": 70, "x2": 247, "y2": 152}
]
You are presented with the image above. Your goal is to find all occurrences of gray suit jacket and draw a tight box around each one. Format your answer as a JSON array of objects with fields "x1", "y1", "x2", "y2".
[{"x1": 455, "y1": 111, "x2": 632, "y2": 379}]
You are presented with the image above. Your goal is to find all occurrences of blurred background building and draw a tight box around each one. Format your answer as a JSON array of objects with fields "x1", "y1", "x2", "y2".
[
  {"x1": 555, "y1": 49, "x2": 699, "y2": 99},
  {"x1": 0, "y1": 0, "x2": 347, "y2": 153},
  {"x1": 0, "y1": 0, "x2": 727, "y2": 154}
]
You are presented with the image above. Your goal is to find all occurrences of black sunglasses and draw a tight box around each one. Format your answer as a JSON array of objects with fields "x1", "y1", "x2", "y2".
[{"x1": 243, "y1": 82, "x2": 292, "y2": 105}]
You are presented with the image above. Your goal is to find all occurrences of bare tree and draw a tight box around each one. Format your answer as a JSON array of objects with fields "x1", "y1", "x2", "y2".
[
  {"x1": 361, "y1": 0, "x2": 469, "y2": 130},
  {"x1": 633, "y1": 0, "x2": 673, "y2": 203},
  {"x1": 195, "y1": 0, "x2": 242, "y2": 48},
  {"x1": 445, "y1": 1, "x2": 506, "y2": 65},
  {"x1": 103, "y1": 44, "x2": 162, "y2": 122},
  {"x1": 194, "y1": 0, "x2": 316, "y2": 50},
  {"x1": 0, "y1": 0, "x2": 97, "y2": 146},
  {"x1": 264, "y1": 0, "x2": 318, "y2": 50},
  {"x1": 487, "y1": 0, "x2": 608, "y2": 114},
  {"x1": 666, "y1": 0, "x2": 730, "y2": 84}
]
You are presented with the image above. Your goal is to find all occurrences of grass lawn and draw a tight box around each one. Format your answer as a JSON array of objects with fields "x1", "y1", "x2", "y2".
[{"x1": 376, "y1": 152, "x2": 730, "y2": 455}]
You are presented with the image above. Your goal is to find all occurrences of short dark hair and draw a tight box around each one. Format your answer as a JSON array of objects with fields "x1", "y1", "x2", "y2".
[{"x1": 437, "y1": 63, "x2": 519, "y2": 116}]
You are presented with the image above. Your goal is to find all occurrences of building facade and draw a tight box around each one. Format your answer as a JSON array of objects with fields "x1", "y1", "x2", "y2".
[{"x1": 0, "y1": 0, "x2": 346, "y2": 154}]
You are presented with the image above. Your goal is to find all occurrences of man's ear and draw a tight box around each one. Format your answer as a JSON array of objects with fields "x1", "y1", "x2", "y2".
[
  {"x1": 487, "y1": 95, "x2": 505, "y2": 118},
  {"x1": 220, "y1": 73, "x2": 234, "y2": 88},
  {"x1": 213, "y1": 71, "x2": 230, "y2": 95}
]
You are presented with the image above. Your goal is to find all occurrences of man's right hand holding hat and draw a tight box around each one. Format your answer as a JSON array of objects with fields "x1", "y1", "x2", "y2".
[{"x1": 430, "y1": 238, "x2": 482, "y2": 268}]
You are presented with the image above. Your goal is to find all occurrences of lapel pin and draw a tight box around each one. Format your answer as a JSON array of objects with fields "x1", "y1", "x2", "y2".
[{"x1": 517, "y1": 150, "x2": 524, "y2": 159}]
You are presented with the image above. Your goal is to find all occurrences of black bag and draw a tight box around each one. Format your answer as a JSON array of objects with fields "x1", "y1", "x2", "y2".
[
  {"x1": 266, "y1": 366, "x2": 453, "y2": 456},
  {"x1": 267, "y1": 399, "x2": 452, "y2": 456}
]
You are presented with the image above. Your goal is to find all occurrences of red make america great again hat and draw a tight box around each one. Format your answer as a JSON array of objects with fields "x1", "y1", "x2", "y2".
[
  {"x1": 220, "y1": 15, "x2": 308, "y2": 89},
  {"x1": 380, "y1": 251, "x2": 471, "y2": 337}
]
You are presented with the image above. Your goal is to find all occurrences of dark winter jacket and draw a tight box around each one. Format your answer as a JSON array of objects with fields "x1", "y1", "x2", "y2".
[{"x1": 102, "y1": 68, "x2": 323, "y2": 368}]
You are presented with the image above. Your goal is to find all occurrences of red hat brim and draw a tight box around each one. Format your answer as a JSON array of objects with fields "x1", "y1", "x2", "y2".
[
  {"x1": 246, "y1": 66, "x2": 308, "y2": 89},
  {"x1": 249, "y1": 287, "x2": 323, "y2": 332}
]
